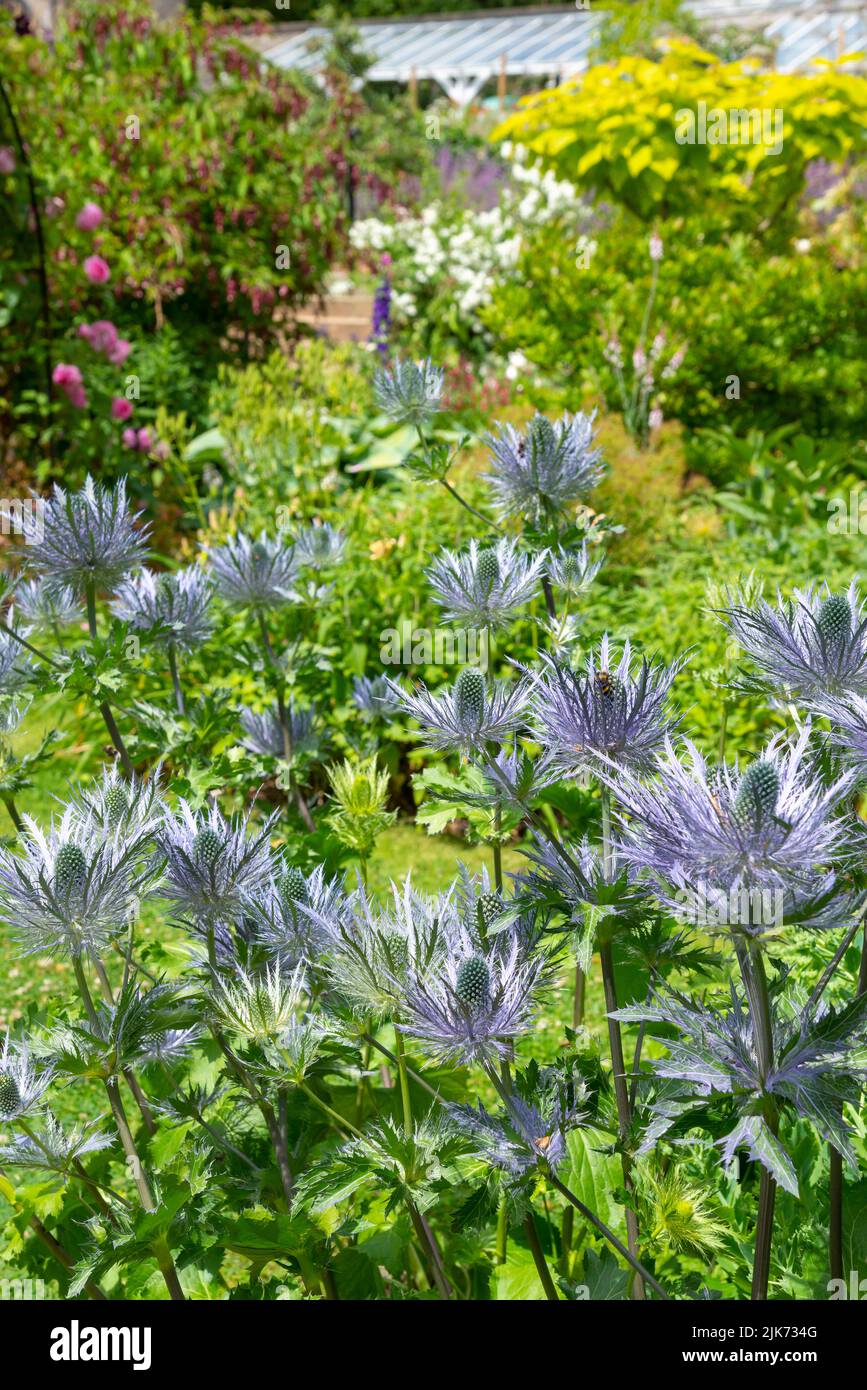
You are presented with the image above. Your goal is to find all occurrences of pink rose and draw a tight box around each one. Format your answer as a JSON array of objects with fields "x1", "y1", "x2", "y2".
[
  {"x1": 111, "y1": 397, "x2": 133, "y2": 421},
  {"x1": 83, "y1": 255, "x2": 110, "y2": 284},
  {"x1": 0, "y1": 146, "x2": 15, "y2": 175},
  {"x1": 76, "y1": 202, "x2": 104, "y2": 232}
]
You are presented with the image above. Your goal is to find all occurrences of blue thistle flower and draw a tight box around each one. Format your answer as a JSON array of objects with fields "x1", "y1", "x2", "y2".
[
  {"x1": 13, "y1": 579, "x2": 82, "y2": 630},
  {"x1": 374, "y1": 357, "x2": 445, "y2": 427},
  {"x1": 721, "y1": 582, "x2": 867, "y2": 699},
  {"x1": 240, "y1": 701, "x2": 321, "y2": 760},
  {"x1": 0, "y1": 1033, "x2": 54, "y2": 1121},
  {"x1": 158, "y1": 800, "x2": 277, "y2": 928},
  {"x1": 386, "y1": 668, "x2": 530, "y2": 756},
  {"x1": 426, "y1": 538, "x2": 546, "y2": 631},
  {"x1": 112, "y1": 565, "x2": 214, "y2": 652},
  {"x1": 529, "y1": 637, "x2": 686, "y2": 776},
  {"x1": 292, "y1": 523, "x2": 346, "y2": 571},
  {"x1": 206, "y1": 532, "x2": 300, "y2": 610},
  {"x1": 546, "y1": 543, "x2": 604, "y2": 598},
  {"x1": 450, "y1": 1087, "x2": 589, "y2": 1176},
  {"x1": 484, "y1": 412, "x2": 604, "y2": 524},
  {"x1": 22, "y1": 475, "x2": 149, "y2": 595}
]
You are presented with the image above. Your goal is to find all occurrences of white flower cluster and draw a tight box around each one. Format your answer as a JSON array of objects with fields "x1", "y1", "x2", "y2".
[{"x1": 350, "y1": 146, "x2": 590, "y2": 345}]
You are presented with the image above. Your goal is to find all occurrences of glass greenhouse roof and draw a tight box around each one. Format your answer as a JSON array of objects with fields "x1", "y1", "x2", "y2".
[{"x1": 265, "y1": 3, "x2": 867, "y2": 107}]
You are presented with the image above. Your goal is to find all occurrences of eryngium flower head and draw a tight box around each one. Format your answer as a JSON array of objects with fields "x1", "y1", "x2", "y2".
[
  {"x1": 158, "y1": 800, "x2": 277, "y2": 926},
  {"x1": 293, "y1": 523, "x2": 346, "y2": 570},
  {"x1": 426, "y1": 538, "x2": 546, "y2": 631},
  {"x1": 721, "y1": 582, "x2": 867, "y2": 699},
  {"x1": 0, "y1": 625, "x2": 32, "y2": 696},
  {"x1": 0, "y1": 1112, "x2": 112, "y2": 1168},
  {"x1": 450, "y1": 1086, "x2": 588, "y2": 1176},
  {"x1": 66, "y1": 764, "x2": 165, "y2": 840},
  {"x1": 484, "y1": 412, "x2": 604, "y2": 524},
  {"x1": 209, "y1": 963, "x2": 305, "y2": 1042},
  {"x1": 546, "y1": 543, "x2": 604, "y2": 598},
  {"x1": 22, "y1": 475, "x2": 149, "y2": 595},
  {"x1": 529, "y1": 637, "x2": 686, "y2": 776},
  {"x1": 374, "y1": 357, "x2": 444, "y2": 426},
  {"x1": 387, "y1": 667, "x2": 530, "y2": 755},
  {"x1": 248, "y1": 862, "x2": 350, "y2": 968},
  {"x1": 352, "y1": 674, "x2": 394, "y2": 719},
  {"x1": 611, "y1": 727, "x2": 856, "y2": 935},
  {"x1": 814, "y1": 691, "x2": 867, "y2": 777},
  {"x1": 399, "y1": 931, "x2": 546, "y2": 1067},
  {"x1": 0, "y1": 808, "x2": 160, "y2": 959},
  {"x1": 112, "y1": 565, "x2": 214, "y2": 651},
  {"x1": 206, "y1": 532, "x2": 300, "y2": 609},
  {"x1": 240, "y1": 701, "x2": 321, "y2": 760},
  {"x1": 13, "y1": 579, "x2": 82, "y2": 630},
  {"x1": 0, "y1": 1033, "x2": 54, "y2": 1120}
]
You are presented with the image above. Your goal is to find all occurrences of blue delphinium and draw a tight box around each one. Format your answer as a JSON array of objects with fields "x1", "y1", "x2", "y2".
[
  {"x1": 484, "y1": 412, "x2": 604, "y2": 525},
  {"x1": 23, "y1": 475, "x2": 149, "y2": 595}
]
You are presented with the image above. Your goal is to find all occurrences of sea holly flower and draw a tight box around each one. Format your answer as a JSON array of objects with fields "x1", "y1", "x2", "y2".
[
  {"x1": 158, "y1": 800, "x2": 277, "y2": 929},
  {"x1": 529, "y1": 637, "x2": 686, "y2": 777},
  {"x1": 0, "y1": 624, "x2": 33, "y2": 696},
  {"x1": 814, "y1": 691, "x2": 867, "y2": 777},
  {"x1": 386, "y1": 667, "x2": 530, "y2": 756},
  {"x1": 22, "y1": 475, "x2": 149, "y2": 596},
  {"x1": 545, "y1": 542, "x2": 604, "y2": 599},
  {"x1": 398, "y1": 926, "x2": 546, "y2": 1068},
  {"x1": 240, "y1": 701, "x2": 320, "y2": 760},
  {"x1": 721, "y1": 581, "x2": 867, "y2": 700},
  {"x1": 66, "y1": 763, "x2": 165, "y2": 841},
  {"x1": 206, "y1": 532, "x2": 300, "y2": 609},
  {"x1": 292, "y1": 523, "x2": 346, "y2": 570},
  {"x1": 374, "y1": 357, "x2": 445, "y2": 427},
  {"x1": 351, "y1": 674, "x2": 394, "y2": 719},
  {"x1": 483, "y1": 411, "x2": 604, "y2": 525},
  {"x1": 449, "y1": 1084, "x2": 589, "y2": 1176},
  {"x1": 0, "y1": 1034, "x2": 54, "y2": 1121},
  {"x1": 426, "y1": 537, "x2": 546, "y2": 631},
  {"x1": 0, "y1": 807, "x2": 160, "y2": 959},
  {"x1": 13, "y1": 578, "x2": 82, "y2": 630},
  {"x1": 611, "y1": 728, "x2": 856, "y2": 935},
  {"x1": 209, "y1": 963, "x2": 305, "y2": 1043},
  {"x1": 113, "y1": 566, "x2": 214, "y2": 651},
  {"x1": 614, "y1": 984, "x2": 867, "y2": 1195},
  {"x1": 0, "y1": 1112, "x2": 112, "y2": 1168},
  {"x1": 250, "y1": 862, "x2": 350, "y2": 968}
]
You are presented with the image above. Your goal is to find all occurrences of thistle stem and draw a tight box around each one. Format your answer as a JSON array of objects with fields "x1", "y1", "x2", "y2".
[
  {"x1": 829, "y1": 917, "x2": 867, "y2": 1282},
  {"x1": 496, "y1": 1196, "x2": 509, "y2": 1264},
  {"x1": 0, "y1": 1159, "x2": 107, "y2": 1299},
  {"x1": 84, "y1": 580, "x2": 135, "y2": 777},
  {"x1": 523, "y1": 1210, "x2": 559, "y2": 1301},
  {"x1": 736, "y1": 941, "x2": 777, "y2": 1299},
  {"x1": 167, "y1": 641, "x2": 185, "y2": 717},
  {"x1": 439, "y1": 477, "x2": 503, "y2": 534},
  {"x1": 407, "y1": 1200, "x2": 452, "y2": 1300},
  {"x1": 255, "y1": 609, "x2": 316, "y2": 832},
  {"x1": 92, "y1": 955, "x2": 156, "y2": 1135},
  {"x1": 548, "y1": 1171, "x2": 670, "y2": 1300},
  {"x1": 393, "y1": 1025, "x2": 413, "y2": 1134},
  {"x1": 299, "y1": 1080, "x2": 362, "y2": 1139},
  {"x1": 1, "y1": 791, "x2": 24, "y2": 833}
]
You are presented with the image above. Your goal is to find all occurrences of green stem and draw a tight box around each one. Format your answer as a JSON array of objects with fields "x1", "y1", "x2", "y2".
[
  {"x1": 496, "y1": 1196, "x2": 509, "y2": 1265},
  {"x1": 523, "y1": 1211, "x2": 559, "y2": 1301},
  {"x1": 299, "y1": 1080, "x2": 362, "y2": 1139},
  {"x1": 548, "y1": 1171, "x2": 670, "y2": 1300},
  {"x1": 1, "y1": 791, "x2": 24, "y2": 833},
  {"x1": 407, "y1": 1199, "x2": 452, "y2": 1300},
  {"x1": 393, "y1": 1025, "x2": 413, "y2": 1134},
  {"x1": 736, "y1": 942, "x2": 777, "y2": 1299},
  {"x1": 168, "y1": 642, "x2": 185, "y2": 717},
  {"x1": 85, "y1": 579, "x2": 135, "y2": 776}
]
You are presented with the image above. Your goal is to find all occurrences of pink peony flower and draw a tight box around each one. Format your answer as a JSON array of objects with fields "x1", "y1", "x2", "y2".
[
  {"x1": 0, "y1": 146, "x2": 15, "y2": 175},
  {"x1": 107, "y1": 338, "x2": 132, "y2": 366},
  {"x1": 83, "y1": 255, "x2": 110, "y2": 284},
  {"x1": 122, "y1": 427, "x2": 139, "y2": 449},
  {"x1": 76, "y1": 202, "x2": 104, "y2": 232},
  {"x1": 136, "y1": 428, "x2": 152, "y2": 452},
  {"x1": 111, "y1": 397, "x2": 133, "y2": 421}
]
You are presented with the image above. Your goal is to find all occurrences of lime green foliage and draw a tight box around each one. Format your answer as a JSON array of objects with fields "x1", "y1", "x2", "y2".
[
  {"x1": 326, "y1": 756, "x2": 397, "y2": 868},
  {"x1": 494, "y1": 41, "x2": 867, "y2": 227}
]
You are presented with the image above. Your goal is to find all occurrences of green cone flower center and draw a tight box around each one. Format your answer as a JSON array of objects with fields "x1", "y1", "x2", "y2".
[
  {"x1": 454, "y1": 668, "x2": 486, "y2": 728},
  {"x1": 278, "y1": 866, "x2": 307, "y2": 907},
  {"x1": 0, "y1": 1070, "x2": 20, "y2": 1117},
  {"x1": 475, "y1": 893, "x2": 502, "y2": 940},
  {"x1": 194, "y1": 827, "x2": 223, "y2": 869},
  {"x1": 105, "y1": 784, "x2": 128, "y2": 828},
  {"x1": 816, "y1": 594, "x2": 852, "y2": 646},
  {"x1": 476, "y1": 548, "x2": 500, "y2": 595},
  {"x1": 456, "y1": 954, "x2": 491, "y2": 1011},
  {"x1": 54, "y1": 843, "x2": 87, "y2": 897},
  {"x1": 733, "y1": 760, "x2": 780, "y2": 829}
]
